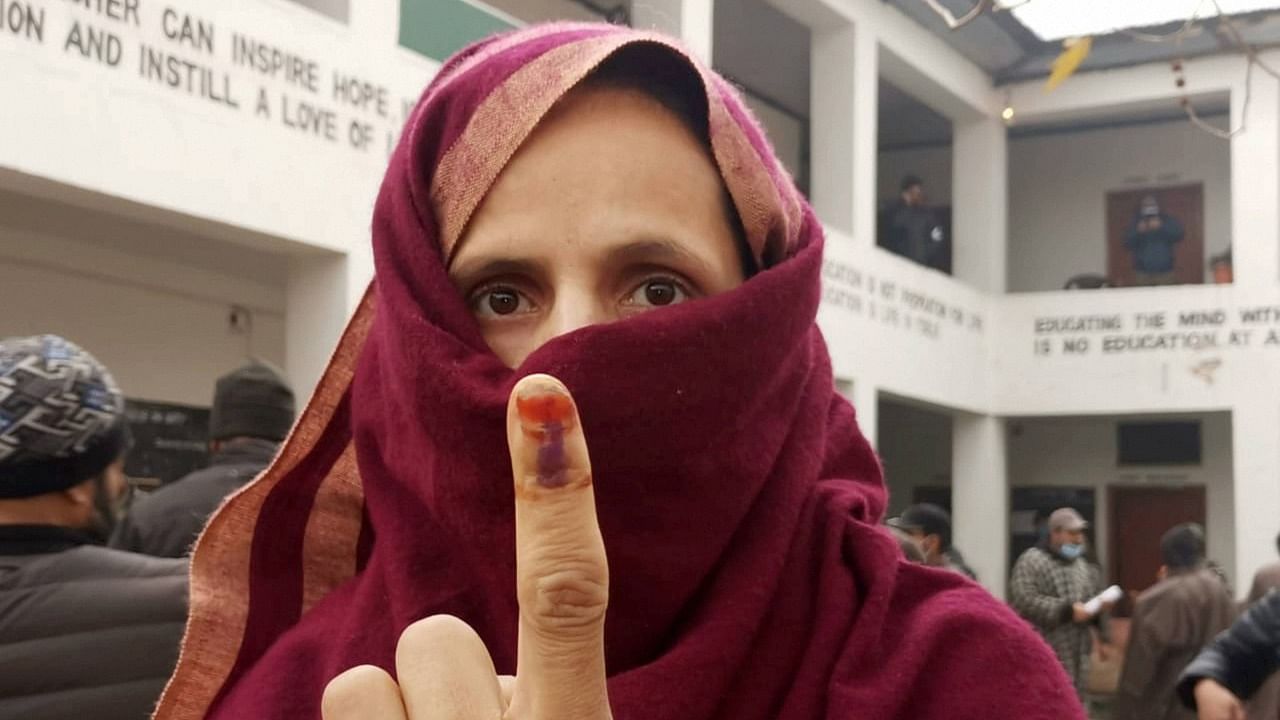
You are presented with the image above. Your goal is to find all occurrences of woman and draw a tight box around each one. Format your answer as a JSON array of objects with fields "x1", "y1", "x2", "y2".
[{"x1": 154, "y1": 23, "x2": 1082, "y2": 719}]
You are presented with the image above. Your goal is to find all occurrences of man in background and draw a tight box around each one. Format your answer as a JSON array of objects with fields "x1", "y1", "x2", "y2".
[
  {"x1": 0, "y1": 335, "x2": 187, "y2": 720},
  {"x1": 1113, "y1": 524, "x2": 1236, "y2": 720},
  {"x1": 879, "y1": 175, "x2": 946, "y2": 269},
  {"x1": 1010, "y1": 507, "x2": 1111, "y2": 698},
  {"x1": 1126, "y1": 194, "x2": 1184, "y2": 286},
  {"x1": 888, "y1": 502, "x2": 977, "y2": 580},
  {"x1": 112, "y1": 362, "x2": 295, "y2": 557}
]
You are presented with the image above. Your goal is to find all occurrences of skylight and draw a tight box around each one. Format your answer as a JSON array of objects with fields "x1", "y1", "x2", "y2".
[{"x1": 1010, "y1": 0, "x2": 1280, "y2": 41}]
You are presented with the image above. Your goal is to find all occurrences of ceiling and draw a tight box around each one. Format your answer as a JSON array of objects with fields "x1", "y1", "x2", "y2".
[
  {"x1": 0, "y1": 187, "x2": 292, "y2": 287},
  {"x1": 887, "y1": 0, "x2": 1280, "y2": 84}
]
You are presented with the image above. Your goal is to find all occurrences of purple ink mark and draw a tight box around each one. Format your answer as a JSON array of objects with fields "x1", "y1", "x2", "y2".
[{"x1": 536, "y1": 419, "x2": 569, "y2": 487}]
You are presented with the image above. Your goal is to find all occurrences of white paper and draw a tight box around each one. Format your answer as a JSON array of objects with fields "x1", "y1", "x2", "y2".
[{"x1": 1083, "y1": 584, "x2": 1123, "y2": 616}]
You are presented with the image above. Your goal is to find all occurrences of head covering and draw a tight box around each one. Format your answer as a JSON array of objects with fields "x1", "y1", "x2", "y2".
[
  {"x1": 0, "y1": 335, "x2": 129, "y2": 498},
  {"x1": 1140, "y1": 195, "x2": 1161, "y2": 217},
  {"x1": 155, "y1": 23, "x2": 1081, "y2": 720},
  {"x1": 1161, "y1": 523, "x2": 1206, "y2": 569},
  {"x1": 1049, "y1": 507, "x2": 1089, "y2": 532},
  {"x1": 888, "y1": 503, "x2": 953, "y2": 549},
  {"x1": 209, "y1": 362, "x2": 295, "y2": 442}
]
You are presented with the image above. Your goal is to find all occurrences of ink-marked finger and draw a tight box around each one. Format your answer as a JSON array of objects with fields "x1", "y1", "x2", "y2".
[{"x1": 506, "y1": 374, "x2": 611, "y2": 720}]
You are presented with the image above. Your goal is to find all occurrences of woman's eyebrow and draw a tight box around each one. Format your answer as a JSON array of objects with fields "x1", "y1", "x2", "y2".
[
  {"x1": 448, "y1": 256, "x2": 541, "y2": 284},
  {"x1": 608, "y1": 238, "x2": 713, "y2": 273}
]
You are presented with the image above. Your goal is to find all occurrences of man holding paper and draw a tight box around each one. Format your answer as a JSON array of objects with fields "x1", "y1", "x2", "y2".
[{"x1": 1011, "y1": 507, "x2": 1112, "y2": 698}]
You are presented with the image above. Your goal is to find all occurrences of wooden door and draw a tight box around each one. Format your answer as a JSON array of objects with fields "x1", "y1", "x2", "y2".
[
  {"x1": 1106, "y1": 184, "x2": 1205, "y2": 287},
  {"x1": 1109, "y1": 485, "x2": 1206, "y2": 600}
]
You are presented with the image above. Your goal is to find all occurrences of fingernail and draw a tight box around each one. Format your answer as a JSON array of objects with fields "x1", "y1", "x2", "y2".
[{"x1": 515, "y1": 379, "x2": 575, "y2": 488}]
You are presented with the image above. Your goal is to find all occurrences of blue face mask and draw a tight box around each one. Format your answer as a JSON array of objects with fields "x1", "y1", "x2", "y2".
[{"x1": 1059, "y1": 543, "x2": 1085, "y2": 560}]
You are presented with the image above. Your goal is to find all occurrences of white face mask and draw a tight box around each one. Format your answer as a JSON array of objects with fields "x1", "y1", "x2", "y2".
[{"x1": 1059, "y1": 543, "x2": 1085, "y2": 560}]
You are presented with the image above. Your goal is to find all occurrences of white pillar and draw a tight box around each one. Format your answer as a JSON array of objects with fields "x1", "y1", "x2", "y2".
[
  {"x1": 1231, "y1": 396, "x2": 1280, "y2": 600},
  {"x1": 631, "y1": 0, "x2": 714, "y2": 61},
  {"x1": 810, "y1": 21, "x2": 876, "y2": 243},
  {"x1": 852, "y1": 378, "x2": 879, "y2": 450},
  {"x1": 952, "y1": 116, "x2": 1008, "y2": 292},
  {"x1": 286, "y1": 253, "x2": 350, "y2": 405},
  {"x1": 952, "y1": 413, "x2": 1009, "y2": 598},
  {"x1": 1230, "y1": 69, "x2": 1280, "y2": 288},
  {"x1": 346, "y1": 0, "x2": 391, "y2": 40},
  {"x1": 346, "y1": 239, "x2": 375, "y2": 312}
]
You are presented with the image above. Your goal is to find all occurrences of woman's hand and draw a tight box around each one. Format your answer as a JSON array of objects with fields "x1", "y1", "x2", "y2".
[
  {"x1": 1193, "y1": 679, "x2": 1245, "y2": 720},
  {"x1": 323, "y1": 374, "x2": 612, "y2": 720}
]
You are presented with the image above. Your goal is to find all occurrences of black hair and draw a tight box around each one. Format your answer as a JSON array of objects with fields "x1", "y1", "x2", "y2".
[
  {"x1": 580, "y1": 45, "x2": 756, "y2": 278},
  {"x1": 1161, "y1": 523, "x2": 1206, "y2": 570},
  {"x1": 901, "y1": 175, "x2": 924, "y2": 192}
]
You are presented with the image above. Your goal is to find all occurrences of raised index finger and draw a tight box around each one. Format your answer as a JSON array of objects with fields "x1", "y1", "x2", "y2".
[{"x1": 506, "y1": 374, "x2": 611, "y2": 720}]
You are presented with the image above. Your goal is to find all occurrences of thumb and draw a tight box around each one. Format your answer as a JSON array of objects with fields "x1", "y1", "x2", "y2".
[{"x1": 506, "y1": 374, "x2": 611, "y2": 719}]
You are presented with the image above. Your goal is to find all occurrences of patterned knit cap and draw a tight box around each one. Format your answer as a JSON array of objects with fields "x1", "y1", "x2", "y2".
[{"x1": 0, "y1": 335, "x2": 130, "y2": 498}]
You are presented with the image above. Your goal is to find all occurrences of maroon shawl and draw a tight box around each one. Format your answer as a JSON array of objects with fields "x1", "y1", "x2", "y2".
[{"x1": 154, "y1": 23, "x2": 1084, "y2": 720}]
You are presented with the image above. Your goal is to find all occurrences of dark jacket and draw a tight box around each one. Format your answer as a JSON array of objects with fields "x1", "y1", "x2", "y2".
[
  {"x1": 0, "y1": 525, "x2": 188, "y2": 720},
  {"x1": 1244, "y1": 563, "x2": 1280, "y2": 720},
  {"x1": 1125, "y1": 214, "x2": 1184, "y2": 274},
  {"x1": 1178, "y1": 590, "x2": 1280, "y2": 712},
  {"x1": 879, "y1": 201, "x2": 943, "y2": 268},
  {"x1": 111, "y1": 438, "x2": 277, "y2": 558},
  {"x1": 1113, "y1": 567, "x2": 1236, "y2": 720}
]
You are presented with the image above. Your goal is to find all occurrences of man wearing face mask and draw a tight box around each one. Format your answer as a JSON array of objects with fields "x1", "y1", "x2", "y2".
[
  {"x1": 1010, "y1": 507, "x2": 1109, "y2": 699},
  {"x1": 0, "y1": 335, "x2": 187, "y2": 720},
  {"x1": 888, "y1": 503, "x2": 977, "y2": 580}
]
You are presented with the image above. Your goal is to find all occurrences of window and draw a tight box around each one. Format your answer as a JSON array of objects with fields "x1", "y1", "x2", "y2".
[{"x1": 1117, "y1": 421, "x2": 1202, "y2": 465}]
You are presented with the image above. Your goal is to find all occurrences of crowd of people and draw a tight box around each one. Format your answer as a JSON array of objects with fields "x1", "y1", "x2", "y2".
[
  {"x1": 2, "y1": 20, "x2": 1277, "y2": 720},
  {"x1": 887, "y1": 500, "x2": 1280, "y2": 720},
  {"x1": 0, "y1": 337, "x2": 294, "y2": 719}
]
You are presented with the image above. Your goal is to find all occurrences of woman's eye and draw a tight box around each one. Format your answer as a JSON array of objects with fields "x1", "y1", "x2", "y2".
[
  {"x1": 625, "y1": 278, "x2": 690, "y2": 308},
  {"x1": 472, "y1": 286, "x2": 532, "y2": 318}
]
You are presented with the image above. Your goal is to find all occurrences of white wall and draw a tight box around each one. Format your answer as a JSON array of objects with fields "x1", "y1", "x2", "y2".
[
  {"x1": 1008, "y1": 413, "x2": 1236, "y2": 588},
  {"x1": 992, "y1": 284, "x2": 1280, "y2": 416},
  {"x1": 0, "y1": 245, "x2": 287, "y2": 408},
  {"x1": 1009, "y1": 120, "x2": 1232, "y2": 292},
  {"x1": 0, "y1": 0, "x2": 434, "y2": 283},
  {"x1": 0, "y1": 187, "x2": 292, "y2": 405},
  {"x1": 819, "y1": 229, "x2": 992, "y2": 415}
]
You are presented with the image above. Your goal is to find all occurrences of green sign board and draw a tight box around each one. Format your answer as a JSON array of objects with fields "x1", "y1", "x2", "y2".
[{"x1": 399, "y1": 0, "x2": 516, "y2": 61}]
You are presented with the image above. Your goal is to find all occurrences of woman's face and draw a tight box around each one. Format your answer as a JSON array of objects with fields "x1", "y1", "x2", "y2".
[{"x1": 449, "y1": 84, "x2": 745, "y2": 367}]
